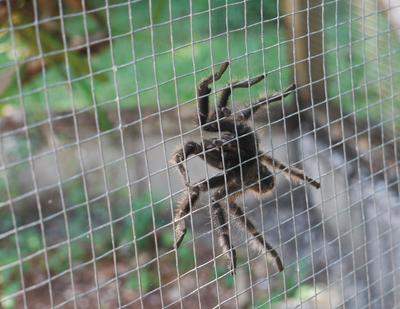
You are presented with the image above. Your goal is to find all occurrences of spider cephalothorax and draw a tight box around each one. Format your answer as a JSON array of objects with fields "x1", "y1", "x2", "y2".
[{"x1": 172, "y1": 62, "x2": 320, "y2": 274}]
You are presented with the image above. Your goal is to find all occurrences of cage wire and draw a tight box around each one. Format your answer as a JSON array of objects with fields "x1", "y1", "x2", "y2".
[{"x1": 0, "y1": 0, "x2": 399, "y2": 308}]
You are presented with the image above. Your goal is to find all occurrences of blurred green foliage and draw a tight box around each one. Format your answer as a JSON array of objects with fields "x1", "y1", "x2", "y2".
[
  {"x1": 255, "y1": 257, "x2": 314, "y2": 308},
  {"x1": 0, "y1": 186, "x2": 169, "y2": 302},
  {"x1": 1, "y1": 0, "x2": 398, "y2": 130},
  {"x1": 125, "y1": 269, "x2": 157, "y2": 292},
  {"x1": 0, "y1": 0, "x2": 287, "y2": 121},
  {"x1": 0, "y1": 0, "x2": 399, "y2": 126}
]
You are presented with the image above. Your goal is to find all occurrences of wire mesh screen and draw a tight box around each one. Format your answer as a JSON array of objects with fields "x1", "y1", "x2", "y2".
[{"x1": 0, "y1": 0, "x2": 399, "y2": 308}]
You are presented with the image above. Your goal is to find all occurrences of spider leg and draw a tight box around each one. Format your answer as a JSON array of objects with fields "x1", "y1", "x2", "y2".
[
  {"x1": 260, "y1": 154, "x2": 320, "y2": 189},
  {"x1": 218, "y1": 75, "x2": 266, "y2": 114},
  {"x1": 197, "y1": 62, "x2": 229, "y2": 126},
  {"x1": 174, "y1": 185, "x2": 200, "y2": 249},
  {"x1": 209, "y1": 74, "x2": 266, "y2": 122},
  {"x1": 212, "y1": 187, "x2": 237, "y2": 274},
  {"x1": 172, "y1": 141, "x2": 203, "y2": 185},
  {"x1": 238, "y1": 84, "x2": 296, "y2": 120},
  {"x1": 228, "y1": 201, "x2": 284, "y2": 272},
  {"x1": 174, "y1": 175, "x2": 226, "y2": 248}
]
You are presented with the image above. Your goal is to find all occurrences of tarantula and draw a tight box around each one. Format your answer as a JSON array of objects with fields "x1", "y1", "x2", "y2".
[{"x1": 172, "y1": 62, "x2": 320, "y2": 274}]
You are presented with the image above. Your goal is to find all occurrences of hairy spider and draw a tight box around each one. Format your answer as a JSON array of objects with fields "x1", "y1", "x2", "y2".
[{"x1": 172, "y1": 62, "x2": 320, "y2": 274}]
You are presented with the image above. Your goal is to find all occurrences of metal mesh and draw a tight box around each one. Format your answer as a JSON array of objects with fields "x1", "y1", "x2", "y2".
[{"x1": 0, "y1": 0, "x2": 399, "y2": 308}]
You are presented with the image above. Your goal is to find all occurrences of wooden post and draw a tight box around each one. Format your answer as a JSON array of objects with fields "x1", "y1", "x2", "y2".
[{"x1": 280, "y1": 0, "x2": 326, "y2": 110}]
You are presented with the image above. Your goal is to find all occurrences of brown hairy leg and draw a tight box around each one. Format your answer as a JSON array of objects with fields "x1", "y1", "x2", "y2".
[
  {"x1": 173, "y1": 175, "x2": 226, "y2": 248},
  {"x1": 261, "y1": 154, "x2": 320, "y2": 189},
  {"x1": 228, "y1": 201, "x2": 284, "y2": 272},
  {"x1": 211, "y1": 187, "x2": 237, "y2": 273}
]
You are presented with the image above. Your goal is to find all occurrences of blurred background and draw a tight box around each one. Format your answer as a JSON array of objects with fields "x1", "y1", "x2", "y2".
[{"x1": 0, "y1": 0, "x2": 399, "y2": 308}]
